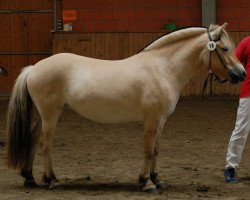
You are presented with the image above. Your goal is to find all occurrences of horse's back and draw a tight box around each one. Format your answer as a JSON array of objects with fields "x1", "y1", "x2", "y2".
[
  {"x1": 26, "y1": 53, "x2": 146, "y2": 122},
  {"x1": 26, "y1": 52, "x2": 176, "y2": 123}
]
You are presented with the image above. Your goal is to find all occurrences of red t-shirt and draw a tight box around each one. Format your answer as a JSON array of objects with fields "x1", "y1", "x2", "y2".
[{"x1": 235, "y1": 36, "x2": 250, "y2": 98}]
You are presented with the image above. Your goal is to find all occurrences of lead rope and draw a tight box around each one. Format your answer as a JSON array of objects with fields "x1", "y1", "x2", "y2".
[{"x1": 202, "y1": 51, "x2": 214, "y2": 98}]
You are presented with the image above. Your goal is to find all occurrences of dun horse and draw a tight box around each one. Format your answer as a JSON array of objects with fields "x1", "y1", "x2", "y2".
[{"x1": 7, "y1": 24, "x2": 246, "y2": 192}]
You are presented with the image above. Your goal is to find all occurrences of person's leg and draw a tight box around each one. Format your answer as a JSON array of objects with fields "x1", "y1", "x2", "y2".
[{"x1": 226, "y1": 97, "x2": 250, "y2": 169}]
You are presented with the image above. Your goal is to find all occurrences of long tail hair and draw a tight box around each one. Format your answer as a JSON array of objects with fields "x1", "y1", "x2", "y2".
[{"x1": 7, "y1": 66, "x2": 34, "y2": 169}]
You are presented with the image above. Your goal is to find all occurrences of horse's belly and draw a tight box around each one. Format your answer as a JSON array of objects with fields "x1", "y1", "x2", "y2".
[{"x1": 68, "y1": 100, "x2": 143, "y2": 123}]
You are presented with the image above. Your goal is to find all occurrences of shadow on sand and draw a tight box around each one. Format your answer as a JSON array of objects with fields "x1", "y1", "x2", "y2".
[{"x1": 29, "y1": 177, "x2": 141, "y2": 192}]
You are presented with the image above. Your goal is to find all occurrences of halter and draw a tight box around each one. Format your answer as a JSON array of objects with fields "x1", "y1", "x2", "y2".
[{"x1": 202, "y1": 30, "x2": 229, "y2": 98}]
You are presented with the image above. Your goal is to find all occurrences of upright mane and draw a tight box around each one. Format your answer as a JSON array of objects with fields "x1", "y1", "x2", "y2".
[{"x1": 142, "y1": 27, "x2": 207, "y2": 52}]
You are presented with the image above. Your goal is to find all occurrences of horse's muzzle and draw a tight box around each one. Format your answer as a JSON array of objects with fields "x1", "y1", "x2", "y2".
[{"x1": 229, "y1": 69, "x2": 246, "y2": 84}]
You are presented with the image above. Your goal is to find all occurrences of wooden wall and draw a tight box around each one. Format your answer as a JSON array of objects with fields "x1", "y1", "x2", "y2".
[
  {"x1": 0, "y1": 0, "x2": 53, "y2": 93},
  {"x1": 62, "y1": 0, "x2": 201, "y2": 32},
  {"x1": 53, "y1": 32, "x2": 163, "y2": 59},
  {"x1": 53, "y1": 31, "x2": 250, "y2": 97}
]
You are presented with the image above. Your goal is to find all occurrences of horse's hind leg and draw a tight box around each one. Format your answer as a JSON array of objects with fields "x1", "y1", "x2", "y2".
[
  {"x1": 21, "y1": 114, "x2": 42, "y2": 187},
  {"x1": 40, "y1": 112, "x2": 61, "y2": 187}
]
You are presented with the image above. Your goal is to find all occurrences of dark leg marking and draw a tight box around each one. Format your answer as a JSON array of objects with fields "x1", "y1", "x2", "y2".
[{"x1": 21, "y1": 170, "x2": 37, "y2": 188}]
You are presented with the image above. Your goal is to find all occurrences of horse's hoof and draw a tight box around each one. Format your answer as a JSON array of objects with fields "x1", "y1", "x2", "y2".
[
  {"x1": 155, "y1": 180, "x2": 167, "y2": 189},
  {"x1": 49, "y1": 180, "x2": 64, "y2": 190},
  {"x1": 150, "y1": 172, "x2": 167, "y2": 189},
  {"x1": 142, "y1": 180, "x2": 156, "y2": 193},
  {"x1": 24, "y1": 179, "x2": 37, "y2": 188},
  {"x1": 138, "y1": 176, "x2": 156, "y2": 193},
  {"x1": 42, "y1": 174, "x2": 58, "y2": 186},
  {"x1": 143, "y1": 186, "x2": 156, "y2": 193}
]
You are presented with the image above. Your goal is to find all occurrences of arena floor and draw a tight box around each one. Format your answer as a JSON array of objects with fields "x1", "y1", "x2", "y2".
[{"x1": 1, "y1": 96, "x2": 250, "y2": 200}]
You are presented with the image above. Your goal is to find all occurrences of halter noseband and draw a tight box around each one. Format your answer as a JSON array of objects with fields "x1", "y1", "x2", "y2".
[{"x1": 202, "y1": 30, "x2": 229, "y2": 98}]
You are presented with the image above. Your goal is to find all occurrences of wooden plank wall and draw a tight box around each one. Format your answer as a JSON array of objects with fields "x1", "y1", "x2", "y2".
[
  {"x1": 0, "y1": 0, "x2": 53, "y2": 93},
  {"x1": 53, "y1": 32, "x2": 163, "y2": 59},
  {"x1": 53, "y1": 31, "x2": 250, "y2": 97}
]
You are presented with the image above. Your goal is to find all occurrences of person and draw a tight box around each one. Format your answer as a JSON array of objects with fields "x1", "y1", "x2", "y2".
[{"x1": 224, "y1": 36, "x2": 250, "y2": 183}]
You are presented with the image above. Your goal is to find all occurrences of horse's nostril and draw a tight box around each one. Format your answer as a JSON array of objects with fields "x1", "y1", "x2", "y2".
[
  {"x1": 243, "y1": 71, "x2": 246, "y2": 78},
  {"x1": 229, "y1": 69, "x2": 246, "y2": 83}
]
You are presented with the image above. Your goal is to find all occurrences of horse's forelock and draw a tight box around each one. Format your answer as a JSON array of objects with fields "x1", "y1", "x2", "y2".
[
  {"x1": 209, "y1": 24, "x2": 233, "y2": 49},
  {"x1": 208, "y1": 24, "x2": 220, "y2": 32}
]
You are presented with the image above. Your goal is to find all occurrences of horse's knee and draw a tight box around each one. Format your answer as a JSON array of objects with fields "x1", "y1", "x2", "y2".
[
  {"x1": 144, "y1": 129, "x2": 157, "y2": 137},
  {"x1": 154, "y1": 147, "x2": 159, "y2": 156},
  {"x1": 40, "y1": 134, "x2": 52, "y2": 152},
  {"x1": 144, "y1": 150, "x2": 155, "y2": 159},
  {"x1": 40, "y1": 141, "x2": 50, "y2": 153}
]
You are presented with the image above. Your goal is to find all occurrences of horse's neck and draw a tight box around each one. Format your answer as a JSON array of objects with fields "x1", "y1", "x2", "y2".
[{"x1": 159, "y1": 35, "x2": 207, "y2": 91}]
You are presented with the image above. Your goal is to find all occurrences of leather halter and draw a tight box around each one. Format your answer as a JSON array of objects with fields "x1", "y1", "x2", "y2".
[{"x1": 202, "y1": 30, "x2": 229, "y2": 98}]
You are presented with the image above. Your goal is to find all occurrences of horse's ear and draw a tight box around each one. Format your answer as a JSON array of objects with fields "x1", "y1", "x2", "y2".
[
  {"x1": 218, "y1": 23, "x2": 228, "y2": 34},
  {"x1": 221, "y1": 23, "x2": 228, "y2": 30},
  {"x1": 219, "y1": 23, "x2": 228, "y2": 33},
  {"x1": 212, "y1": 23, "x2": 228, "y2": 40}
]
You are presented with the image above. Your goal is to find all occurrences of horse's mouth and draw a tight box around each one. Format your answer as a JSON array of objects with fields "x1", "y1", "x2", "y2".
[{"x1": 229, "y1": 69, "x2": 246, "y2": 84}]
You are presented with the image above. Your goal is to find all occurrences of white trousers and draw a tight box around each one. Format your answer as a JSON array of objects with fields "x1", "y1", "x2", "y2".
[{"x1": 226, "y1": 97, "x2": 250, "y2": 169}]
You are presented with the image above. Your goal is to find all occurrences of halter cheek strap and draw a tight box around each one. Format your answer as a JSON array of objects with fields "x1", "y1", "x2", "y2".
[
  {"x1": 202, "y1": 30, "x2": 228, "y2": 98},
  {"x1": 207, "y1": 30, "x2": 228, "y2": 71}
]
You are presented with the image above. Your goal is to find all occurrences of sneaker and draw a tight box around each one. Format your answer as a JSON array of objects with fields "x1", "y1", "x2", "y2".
[{"x1": 224, "y1": 167, "x2": 238, "y2": 183}]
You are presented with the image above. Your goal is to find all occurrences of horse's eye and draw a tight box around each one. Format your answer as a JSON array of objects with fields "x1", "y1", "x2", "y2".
[{"x1": 222, "y1": 47, "x2": 228, "y2": 52}]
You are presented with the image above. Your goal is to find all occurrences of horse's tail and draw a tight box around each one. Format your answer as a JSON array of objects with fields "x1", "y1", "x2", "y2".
[{"x1": 7, "y1": 66, "x2": 34, "y2": 169}]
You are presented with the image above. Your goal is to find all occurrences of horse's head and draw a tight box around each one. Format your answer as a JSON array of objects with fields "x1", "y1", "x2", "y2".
[
  {"x1": 207, "y1": 23, "x2": 246, "y2": 83},
  {"x1": 0, "y1": 66, "x2": 8, "y2": 76}
]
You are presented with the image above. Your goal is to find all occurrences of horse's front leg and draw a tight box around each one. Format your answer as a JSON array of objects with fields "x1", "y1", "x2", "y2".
[
  {"x1": 150, "y1": 131, "x2": 167, "y2": 189},
  {"x1": 139, "y1": 116, "x2": 166, "y2": 192}
]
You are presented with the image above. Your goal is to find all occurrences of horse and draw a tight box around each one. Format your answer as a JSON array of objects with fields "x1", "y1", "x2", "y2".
[
  {"x1": 0, "y1": 66, "x2": 8, "y2": 76},
  {"x1": 6, "y1": 23, "x2": 246, "y2": 192}
]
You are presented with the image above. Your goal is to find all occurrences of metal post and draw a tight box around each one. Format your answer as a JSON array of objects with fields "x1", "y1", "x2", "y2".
[
  {"x1": 23, "y1": 20, "x2": 28, "y2": 66},
  {"x1": 202, "y1": 0, "x2": 216, "y2": 28},
  {"x1": 52, "y1": 0, "x2": 57, "y2": 32}
]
